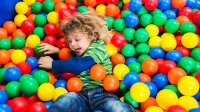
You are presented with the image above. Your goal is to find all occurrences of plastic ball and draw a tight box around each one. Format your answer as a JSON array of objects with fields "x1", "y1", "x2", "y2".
[
  {"x1": 52, "y1": 87, "x2": 67, "y2": 102},
  {"x1": 26, "y1": 56, "x2": 38, "y2": 69},
  {"x1": 175, "y1": 46, "x2": 190, "y2": 57},
  {"x1": 189, "y1": 108, "x2": 200, "y2": 112},
  {"x1": 121, "y1": 44, "x2": 135, "y2": 57},
  {"x1": 148, "y1": 36, "x2": 161, "y2": 48},
  {"x1": 44, "y1": 23, "x2": 57, "y2": 36},
  {"x1": 111, "y1": 53, "x2": 125, "y2": 65},
  {"x1": 5, "y1": 81, "x2": 21, "y2": 98},
  {"x1": 159, "y1": 60, "x2": 177, "y2": 75},
  {"x1": 139, "y1": 73, "x2": 152, "y2": 82},
  {"x1": 164, "y1": 10, "x2": 176, "y2": 19},
  {"x1": 5, "y1": 67, "x2": 21, "y2": 82},
  {"x1": 113, "y1": 64, "x2": 130, "y2": 80},
  {"x1": 26, "y1": 34, "x2": 41, "y2": 48},
  {"x1": 152, "y1": 73, "x2": 168, "y2": 90},
  {"x1": 164, "y1": 19, "x2": 180, "y2": 33},
  {"x1": 178, "y1": 96, "x2": 198, "y2": 111},
  {"x1": 111, "y1": 33, "x2": 126, "y2": 48},
  {"x1": 42, "y1": 0, "x2": 55, "y2": 13},
  {"x1": 0, "y1": 38, "x2": 11, "y2": 50},
  {"x1": 178, "y1": 57, "x2": 195, "y2": 74},
  {"x1": 33, "y1": 70, "x2": 49, "y2": 85},
  {"x1": 144, "y1": 82, "x2": 158, "y2": 97},
  {"x1": 130, "y1": 82, "x2": 150, "y2": 102},
  {"x1": 58, "y1": 48, "x2": 70, "y2": 60},
  {"x1": 191, "y1": 48, "x2": 200, "y2": 62},
  {"x1": 47, "y1": 11, "x2": 58, "y2": 24},
  {"x1": 103, "y1": 75, "x2": 119, "y2": 92},
  {"x1": 129, "y1": 0, "x2": 142, "y2": 12},
  {"x1": 33, "y1": 27, "x2": 45, "y2": 39},
  {"x1": 153, "y1": 13, "x2": 167, "y2": 26},
  {"x1": 11, "y1": 49, "x2": 26, "y2": 64},
  {"x1": 140, "y1": 14, "x2": 152, "y2": 27},
  {"x1": 160, "y1": 33, "x2": 177, "y2": 51},
  {"x1": 8, "y1": 97, "x2": 29, "y2": 112},
  {"x1": 34, "y1": 14, "x2": 47, "y2": 27},
  {"x1": 54, "y1": 79, "x2": 66, "y2": 88},
  {"x1": 145, "y1": 24, "x2": 159, "y2": 37},
  {"x1": 0, "y1": 90, "x2": 8, "y2": 104},
  {"x1": 3, "y1": 21, "x2": 16, "y2": 34},
  {"x1": 123, "y1": 72, "x2": 140, "y2": 89},
  {"x1": 22, "y1": 47, "x2": 34, "y2": 57},
  {"x1": 176, "y1": 16, "x2": 190, "y2": 25},
  {"x1": 135, "y1": 28, "x2": 149, "y2": 42},
  {"x1": 144, "y1": 0, "x2": 158, "y2": 11},
  {"x1": 125, "y1": 13, "x2": 139, "y2": 27},
  {"x1": 158, "y1": 0, "x2": 171, "y2": 11},
  {"x1": 15, "y1": 2, "x2": 28, "y2": 14},
  {"x1": 12, "y1": 29, "x2": 26, "y2": 38},
  {"x1": 128, "y1": 62, "x2": 142, "y2": 73},
  {"x1": 124, "y1": 91, "x2": 139, "y2": 108},
  {"x1": 149, "y1": 47, "x2": 165, "y2": 59},
  {"x1": 20, "y1": 78, "x2": 39, "y2": 96},
  {"x1": 122, "y1": 28, "x2": 135, "y2": 41},
  {"x1": 168, "y1": 67, "x2": 187, "y2": 85},
  {"x1": 0, "y1": 50, "x2": 10, "y2": 64},
  {"x1": 37, "y1": 83, "x2": 55, "y2": 101},
  {"x1": 28, "y1": 102, "x2": 47, "y2": 112},
  {"x1": 17, "y1": 62, "x2": 31, "y2": 75},
  {"x1": 165, "y1": 105, "x2": 187, "y2": 112},
  {"x1": 14, "y1": 14, "x2": 27, "y2": 27},
  {"x1": 165, "y1": 85, "x2": 181, "y2": 97},
  {"x1": 172, "y1": 0, "x2": 186, "y2": 8},
  {"x1": 90, "y1": 64, "x2": 106, "y2": 81},
  {"x1": 21, "y1": 20, "x2": 35, "y2": 34},
  {"x1": 0, "y1": 104, "x2": 12, "y2": 112},
  {"x1": 105, "y1": 16, "x2": 115, "y2": 30},
  {"x1": 12, "y1": 36, "x2": 26, "y2": 49},
  {"x1": 166, "y1": 50, "x2": 182, "y2": 63},
  {"x1": 145, "y1": 106, "x2": 164, "y2": 112},
  {"x1": 105, "y1": 4, "x2": 120, "y2": 17},
  {"x1": 67, "y1": 77, "x2": 82, "y2": 92},
  {"x1": 113, "y1": 19, "x2": 126, "y2": 32},
  {"x1": 96, "y1": 4, "x2": 106, "y2": 15},
  {"x1": 125, "y1": 57, "x2": 137, "y2": 65},
  {"x1": 142, "y1": 58, "x2": 158, "y2": 75},
  {"x1": 141, "y1": 97, "x2": 158, "y2": 111},
  {"x1": 34, "y1": 44, "x2": 44, "y2": 56},
  {"x1": 181, "y1": 32, "x2": 199, "y2": 48}
]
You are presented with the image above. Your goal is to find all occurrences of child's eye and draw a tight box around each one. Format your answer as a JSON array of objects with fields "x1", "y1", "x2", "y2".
[{"x1": 75, "y1": 39, "x2": 80, "y2": 42}]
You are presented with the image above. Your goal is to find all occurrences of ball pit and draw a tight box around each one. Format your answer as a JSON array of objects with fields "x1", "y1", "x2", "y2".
[{"x1": 0, "y1": 0, "x2": 200, "y2": 111}]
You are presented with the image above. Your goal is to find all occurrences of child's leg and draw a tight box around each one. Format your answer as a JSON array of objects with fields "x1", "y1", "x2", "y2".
[{"x1": 47, "y1": 92, "x2": 90, "y2": 112}]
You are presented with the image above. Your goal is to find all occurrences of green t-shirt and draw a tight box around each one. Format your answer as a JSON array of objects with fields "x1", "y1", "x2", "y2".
[{"x1": 77, "y1": 40, "x2": 112, "y2": 89}]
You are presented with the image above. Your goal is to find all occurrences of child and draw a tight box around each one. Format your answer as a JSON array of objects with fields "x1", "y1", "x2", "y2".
[{"x1": 38, "y1": 12, "x2": 135, "y2": 112}]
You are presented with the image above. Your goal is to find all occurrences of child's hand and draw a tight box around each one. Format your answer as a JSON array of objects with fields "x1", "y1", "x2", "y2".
[
  {"x1": 38, "y1": 43, "x2": 60, "y2": 55},
  {"x1": 38, "y1": 56, "x2": 53, "y2": 69}
]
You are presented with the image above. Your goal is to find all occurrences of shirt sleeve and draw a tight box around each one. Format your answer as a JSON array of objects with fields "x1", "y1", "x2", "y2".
[{"x1": 52, "y1": 56, "x2": 96, "y2": 74}]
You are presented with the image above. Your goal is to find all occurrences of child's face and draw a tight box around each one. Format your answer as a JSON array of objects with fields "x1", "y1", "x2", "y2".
[{"x1": 67, "y1": 30, "x2": 92, "y2": 56}]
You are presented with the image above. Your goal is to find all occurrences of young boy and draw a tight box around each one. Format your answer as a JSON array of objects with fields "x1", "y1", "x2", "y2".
[{"x1": 38, "y1": 12, "x2": 135, "y2": 112}]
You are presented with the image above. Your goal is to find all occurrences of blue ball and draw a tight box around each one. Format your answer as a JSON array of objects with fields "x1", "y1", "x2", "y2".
[
  {"x1": 125, "y1": 57, "x2": 137, "y2": 65},
  {"x1": 165, "y1": 50, "x2": 182, "y2": 63},
  {"x1": 26, "y1": 56, "x2": 39, "y2": 69},
  {"x1": 144, "y1": 82, "x2": 158, "y2": 97},
  {"x1": 54, "y1": 79, "x2": 67, "y2": 88},
  {"x1": 5, "y1": 67, "x2": 21, "y2": 82},
  {"x1": 196, "y1": 0, "x2": 200, "y2": 9},
  {"x1": 189, "y1": 108, "x2": 200, "y2": 112},
  {"x1": 44, "y1": 101, "x2": 53, "y2": 109},
  {"x1": 164, "y1": 10, "x2": 176, "y2": 19},
  {"x1": 149, "y1": 47, "x2": 165, "y2": 59},
  {"x1": 30, "y1": 69, "x2": 39, "y2": 75},
  {"x1": 152, "y1": 73, "x2": 168, "y2": 90},
  {"x1": 186, "y1": 0, "x2": 196, "y2": 8},
  {"x1": 123, "y1": 72, "x2": 140, "y2": 89},
  {"x1": 158, "y1": 0, "x2": 171, "y2": 11},
  {"x1": 129, "y1": 0, "x2": 142, "y2": 12},
  {"x1": 0, "y1": 104, "x2": 12, "y2": 112},
  {"x1": 193, "y1": 90, "x2": 200, "y2": 100},
  {"x1": 0, "y1": 90, "x2": 8, "y2": 104},
  {"x1": 125, "y1": 14, "x2": 139, "y2": 27}
]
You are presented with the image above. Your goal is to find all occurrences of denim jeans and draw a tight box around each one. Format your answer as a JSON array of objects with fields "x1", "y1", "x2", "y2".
[{"x1": 47, "y1": 87, "x2": 135, "y2": 112}]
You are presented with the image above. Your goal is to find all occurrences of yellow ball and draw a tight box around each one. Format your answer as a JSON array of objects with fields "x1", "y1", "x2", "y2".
[
  {"x1": 156, "y1": 89, "x2": 178, "y2": 110},
  {"x1": 96, "y1": 4, "x2": 106, "y2": 15},
  {"x1": 145, "y1": 106, "x2": 164, "y2": 112},
  {"x1": 148, "y1": 36, "x2": 161, "y2": 48},
  {"x1": 14, "y1": 14, "x2": 27, "y2": 27},
  {"x1": 26, "y1": 35, "x2": 41, "y2": 48},
  {"x1": 106, "y1": 43, "x2": 118, "y2": 56},
  {"x1": 11, "y1": 50, "x2": 27, "y2": 64},
  {"x1": 130, "y1": 82, "x2": 150, "y2": 103},
  {"x1": 123, "y1": 0, "x2": 131, "y2": 4},
  {"x1": 160, "y1": 33, "x2": 177, "y2": 51},
  {"x1": 181, "y1": 32, "x2": 199, "y2": 48},
  {"x1": 145, "y1": 24, "x2": 159, "y2": 37},
  {"x1": 23, "y1": 0, "x2": 35, "y2": 6},
  {"x1": 113, "y1": 64, "x2": 129, "y2": 80},
  {"x1": 53, "y1": 87, "x2": 68, "y2": 102},
  {"x1": 37, "y1": 83, "x2": 55, "y2": 101},
  {"x1": 178, "y1": 96, "x2": 198, "y2": 111},
  {"x1": 47, "y1": 11, "x2": 59, "y2": 24},
  {"x1": 178, "y1": 76, "x2": 199, "y2": 96},
  {"x1": 120, "y1": 97, "x2": 124, "y2": 102},
  {"x1": 15, "y1": 2, "x2": 28, "y2": 14}
]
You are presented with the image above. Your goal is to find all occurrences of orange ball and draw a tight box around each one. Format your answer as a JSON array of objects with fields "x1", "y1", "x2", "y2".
[
  {"x1": 27, "y1": 14, "x2": 36, "y2": 22},
  {"x1": 141, "y1": 97, "x2": 158, "y2": 112},
  {"x1": 58, "y1": 48, "x2": 71, "y2": 60},
  {"x1": 139, "y1": 73, "x2": 152, "y2": 82},
  {"x1": 52, "y1": 0, "x2": 62, "y2": 4},
  {"x1": 12, "y1": 29, "x2": 26, "y2": 38},
  {"x1": 67, "y1": 77, "x2": 82, "y2": 92},
  {"x1": 142, "y1": 58, "x2": 158, "y2": 75},
  {"x1": 172, "y1": 0, "x2": 186, "y2": 8},
  {"x1": 25, "y1": 7, "x2": 33, "y2": 16},
  {"x1": 65, "y1": 0, "x2": 77, "y2": 5},
  {"x1": 4, "y1": 62, "x2": 16, "y2": 68},
  {"x1": 84, "y1": 0, "x2": 97, "y2": 7},
  {"x1": 105, "y1": 4, "x2": 120, "y2": 17},
  {"x1": 176, "y1": 16, "x2": 190, "y2": 25},
  {"x1": 90, "y1": 64, "x2": 106, "y2": 81},
  {"x1": 103, "y1": 75, "x2": 119, "y2": 92},
  {"x1": 111, "y1": 53, "x2": 125, "y2": 65},
  {"x1": 0, "y1": 28, "x2": 8, "y2": 39},
  {"x1": 168, "y1": 67, "x2": 187, "y2": 85},
  {"x1": 0, "y1": 50, "x2": 10, "y2": 64},
  {"x1": 55, "y1": 2, "x2": 67, "y2": 12},
  {"x1": 3, "y1": 21, "x2": 17, "y2": 34},
  {"x1": 48, "y1": 72, "x2": 57, "y2": 84}
]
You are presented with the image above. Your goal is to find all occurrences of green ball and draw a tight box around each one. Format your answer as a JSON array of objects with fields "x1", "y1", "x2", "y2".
[
  {"x1": 19, "y1": 74, "x2": 33, "y2": 83},
  {"x1": 5, "y1": 81, "x2": 21, "y2": 98},
  {"x1": 138, "y1": 54, "x2": 151, "y2": 64},
  {"x1": 135, "y1": 28, "x2": 149, "y2": 42},
  {"x1": 165, "y1": 85, "x2": 181, "y2": 97},
  {"x1": 140, "y1": 14, "x2": 152, "y2": 27},
  {"x1": 20, "y1": 78, "x2": 39, "y2": 96},
  {"x1": 113, "y1": 19, "x2": 126, "y2": 32},
  {"x1": 119, "y1": 81, "x2": 128, "y2": 95},
  {"x1": 0, "y1": 38, "x2": 11, "y2": 50},
  {"x1": 124, "y1": 92, "x2": 139, "y2": 108},
  {"x1": 105, "y1": 16, "x2": 115, "y2": 30},
  {"x1": 128, "y1": 62, "x2": 141, "y2": 73},
  {"x1": 122, "y1": 28, "x2": 135, "y2": 41},
  {"x1": 178, "y1": 57, "x2": 195, "y2": 74},
  {"x1": 121, "y1": 44, "x2": 135, "y2": 58},
  {"x1": 33, "y1": 27, "x2": 45, "y2": 39},
  {"x1": 117, "y1": 1, "x2": 123, "y2": 9},
  {"x1": 136, "y1": 43, "x2": 150, "y2": 55},
  {"x1": 153, "y1": 13, "x2": 167, "y2": 26},
  {"x1": 121, "y1": 10, "x2": 132, "y2": 19},
  {"x1": 191, "y1": 61, "x2": 200, "y2": 74},
  {"x1": 164, "y1": 19, "x2": 180, "y2": 33},
  {"x1": 34, "y1": 14, "x2": 47, "y2": 27},
  {"x1": 31, "y1": 2, "x2": 43, "y2": 14},
  {"x1": 136, "y1": 6, "x2": 148, "y2": 16},
  {"x1": 191, "y1": 48, "x2": 200, "y2": 62},
  {"x1": 34, "y1": 44, "x2": 44, "y2": 57},
  {"x1": 33, "y1": 70, "x2": 49, "y2": 85},
  {"x1": 12, "y1": 36, "x2": 25, "y2": 49},
  {"x1": 43, "y1": 0, "x2": 55, "y2": 13},
  {"x1": 0, "y1": 68, "x2": 6, "y2": 84},
  {"x1": 180, "y1": 22, "x2": 196, "y2": 34},
  {"x1": 77, "y1": 6, "x2": 89, "y2": 13},
  {"x1": 151, "y1": 9, "x2": 162, "y2": 16}
]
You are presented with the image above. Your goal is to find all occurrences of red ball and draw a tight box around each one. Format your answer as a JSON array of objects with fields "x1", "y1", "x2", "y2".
[
  {"x1": 0, "y1": 85, "x2": 5, "y2": 90},
  {"x1": 44, "y1": 23, "x2": 57, "y2": 36},
  {"x1": 192, "y1": 10, "x2": 200, "y2": 24},
  {"x1": 144, "y1": 0, "x2": 158, "y2": 11},
  {"x1": 67, "y1": 4, "x2": 76, "y2": 14},
  {"x1": 22, "y1": 94, "x2": 38, "y2": 104},
  {"x1": 156, "y1": 58, "x2": 164, "y2": 73},
  {"x1": 175, "y1": 35, "x2": 182, "y2": 46},
  {"x1": 17, "y1": 62, "x2": 32, "y2": 75},
  {"x1": 195, "y1": 72, "x2": 200, "y2": 85},
  {"x1": 59, "y1": 9, "x2": 72, "y2": 20},
  {"x1": 22, "y1": 47, "x2": 34, "y2": 57},
  {"x1": 111, "y1": 33, "x2": 126, "y2": 48},
  {"x1": 21, "y1": 20, "x2": 35, "y2": 34},
  {"x1": 165, "y1": 105, "x2": 187, "y2": 112},
  {"x1": 57, "y1": 37, "x2": 69, "y2": 49},
  {"x1": 175, "y1": 46, "x2": 190, "y2": 57},
  {"x1": 8, "y1": 97, "x2": 29, "y2": 112},
  {"x1": 107, "y1": 0, "x2": 119, "y2": 4},
  {"x1": 123, "y1": 3, "x2": 129, "y2": 10},
  {"x1": 159, "y1": 60, "x2": 177, "y2": 75},
  {"x1": 63, "y1": 72, "x2": 76, "y2": 80},
  {"x1": 44, "y1": 35, "x2": 57, "y2": 46},
  {"x1": 28, "y1": 102, "x2": 47, "y2": 112},
  {"x1": 178, "y1": 7, "x2": 193, "y2": 19},
  {"x1": 96, "y1": 0, "x2": 106, "y2": 4}
]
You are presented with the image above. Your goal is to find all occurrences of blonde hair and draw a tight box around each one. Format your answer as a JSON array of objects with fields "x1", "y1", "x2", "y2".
[{"x1": 60, "y1": 12, "x2": 110, "y2": 44}]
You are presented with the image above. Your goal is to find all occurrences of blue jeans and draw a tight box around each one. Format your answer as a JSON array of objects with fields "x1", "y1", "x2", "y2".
[{"x1": 47, "y1": 87, "x2": 135, "y2": 112}]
